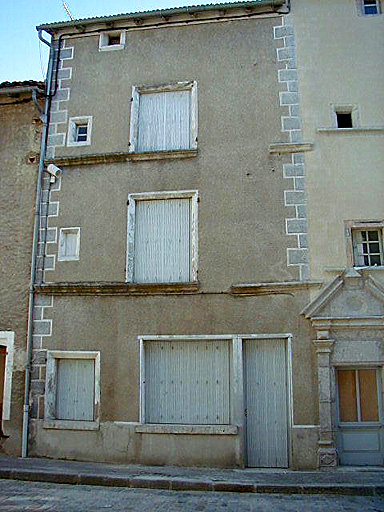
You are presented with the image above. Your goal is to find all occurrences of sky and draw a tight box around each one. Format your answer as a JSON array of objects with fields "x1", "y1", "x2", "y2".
[{"x1": 0, "y1": 0, "x2": 233, "y2": 83}]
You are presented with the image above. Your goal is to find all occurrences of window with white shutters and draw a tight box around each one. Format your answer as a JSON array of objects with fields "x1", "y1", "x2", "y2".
[
  {"x1": 45, "y1": 351, "x2": 100, "y2": 430},
  {"x1": 58, "y1": 227, "x2": 80, "y2": 261},
  {"x1": 126, "y1": 191, "x2": 198, "y2": 284},
  {"x1": 129, "y1": 82, "x2": 197, "y2": 154},
  {"x1": 144, "y1": 340, "x2": 231, "y2": 425},
  {"x1": 56, "y1": 359, "x2": 95, "y2": 421}
]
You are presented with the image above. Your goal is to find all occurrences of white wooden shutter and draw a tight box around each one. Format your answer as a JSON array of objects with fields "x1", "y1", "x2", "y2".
[
  {"x1": 135, "y1": 198, "x2": 191, "y2": 283},
  {"x1": 145, "y1": 340, "x2": 230, "y2": 424},
  {"x1": 137, "y1": 90, "x2": 191, "y2": 151},
  {"x1": 56, "y1": 359, "x2": 95, "y2": 421}
]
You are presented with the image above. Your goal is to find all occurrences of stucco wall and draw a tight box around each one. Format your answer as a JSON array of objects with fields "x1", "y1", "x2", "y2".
[{"x1": 0, "y1": 94, "x2": 41, "y2": 454}]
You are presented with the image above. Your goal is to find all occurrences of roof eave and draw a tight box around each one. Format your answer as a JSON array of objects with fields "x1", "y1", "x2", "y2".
[{"x1": 37, "y1": 0, "x2": 285, "y2": 34}]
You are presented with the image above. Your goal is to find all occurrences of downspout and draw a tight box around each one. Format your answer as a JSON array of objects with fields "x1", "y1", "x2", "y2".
[{"x1": 21, "y1": 30, "x2": 55, "y2": 458}]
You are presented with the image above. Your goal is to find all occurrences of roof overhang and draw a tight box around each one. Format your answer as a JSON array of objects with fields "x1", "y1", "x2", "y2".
[{"x1": 37, "y1": 0, "x2": 286, "y2": 35}]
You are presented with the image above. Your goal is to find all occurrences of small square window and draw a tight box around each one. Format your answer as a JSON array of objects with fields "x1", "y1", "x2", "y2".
[
  {"x1": 352, "y1": 229, "x2": 383, "y2": 266},
  {"x1": 67, "y1": 116, "x2": 92, "y2": 147},
  {"x1": 99, "y1": 31, "x2": 126, "y2": 51},
  {"x1": 129, "y1": 82, "x2": 198, "y2": 154},
  {"x1": 75, "y1": 124, "x2": 88, "y2": 142},
  {"x1": 58, "y1": 227, "x2": 80, "y2": 261},
  {"x1": 362, "y1": 0, "x2": 381, "y2": 15},
  {"x1": 332, "y1": 105, "x2": 359, "y2": 129},
  {"x1": 336, "y1": 112, "x2": 353, "y2": 128}
]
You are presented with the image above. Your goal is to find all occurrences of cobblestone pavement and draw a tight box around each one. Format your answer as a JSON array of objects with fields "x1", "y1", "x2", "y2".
[{"x1": 0, "y1": 480, "x2": 383, "y2": 512}]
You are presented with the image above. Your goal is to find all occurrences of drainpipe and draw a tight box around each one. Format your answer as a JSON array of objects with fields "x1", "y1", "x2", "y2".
[{"x1": 21, "y1": 30, "x2": 55, "y2": 458}]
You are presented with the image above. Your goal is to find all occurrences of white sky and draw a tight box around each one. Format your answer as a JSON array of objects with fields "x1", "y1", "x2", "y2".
[{"x1": 1, "y1": 0, "x2": 234, "y2": 82}]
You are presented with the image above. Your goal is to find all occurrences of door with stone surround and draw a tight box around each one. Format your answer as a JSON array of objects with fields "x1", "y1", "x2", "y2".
[{"x1": 337, "y1": 368, "x2": 383, "y2": 465}]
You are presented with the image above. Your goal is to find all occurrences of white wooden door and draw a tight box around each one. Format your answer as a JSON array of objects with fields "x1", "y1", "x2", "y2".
[{"x1": 244, "y1": 339, "x2": 289, "y2": 467}]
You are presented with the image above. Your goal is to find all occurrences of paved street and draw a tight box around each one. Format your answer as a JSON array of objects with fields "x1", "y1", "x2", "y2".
[{"x1": 0, "y1": 480, "x2": 383, "y2": 512}]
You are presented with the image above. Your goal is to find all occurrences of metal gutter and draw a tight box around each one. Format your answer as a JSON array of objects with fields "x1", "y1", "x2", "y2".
[
  {"x1": 37, "y1": 0, "x2": 285, "y2": 31},
  {"x1": 21, "y1": 35, "x2": 55, "y2": 459}
]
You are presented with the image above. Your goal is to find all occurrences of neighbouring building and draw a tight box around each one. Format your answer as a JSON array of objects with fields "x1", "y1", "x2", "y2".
[
  {"x1": 0, "y1": 81, "x2": 44, "y2": 456},
  {"x1": 25, "y1": 0, "x2": 383, "y2": 469},
  {"x1": 289, "y1": 0, "x2": 384, "y2": 466}
]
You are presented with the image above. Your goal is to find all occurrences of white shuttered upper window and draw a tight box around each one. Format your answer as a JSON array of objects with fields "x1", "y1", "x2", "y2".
[
  {"x1": 145, "y1": 340, "x2": 230, "y2": 424},
  {"x1": 129, "y1": 82, "x2": 198, "y2": 153},
  {"x1": 127, "y1": 191, "x2": 198, "y2": 284},
  {"x1": 58, "y1": 227, "x2": 80, "y2": 261}
]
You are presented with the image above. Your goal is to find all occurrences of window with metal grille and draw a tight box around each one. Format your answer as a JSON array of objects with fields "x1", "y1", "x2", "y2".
[
  {"x1": 144, "y1": 339, "x2": 231, "y2": 425},
  {"x1": 129, "y1": 82, "x2": 198, "y2": 154},
  {"x1": 352, "y1": 229, "x2": 383, "y2": 266}
]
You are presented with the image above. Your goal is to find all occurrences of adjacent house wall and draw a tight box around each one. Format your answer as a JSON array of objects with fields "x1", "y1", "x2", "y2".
[{"x1": 0, "y1": 89, "x2": 42, "y2": 455}]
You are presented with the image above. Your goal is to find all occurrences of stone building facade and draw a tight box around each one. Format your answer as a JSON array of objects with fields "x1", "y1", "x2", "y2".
[{"x1": 25, "y1": 0, "x2": 383, "y2": 468}]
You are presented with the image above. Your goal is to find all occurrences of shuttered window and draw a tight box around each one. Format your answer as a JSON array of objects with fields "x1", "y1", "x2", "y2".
[
  {"x1": 56, "y1": 359, "x2": 95, "y2": 421},
  {"x1": 129, "y1": 82, "x2": 197, "y2": 154},
  {"x1": 134, "y1": 198, "x2": 191, "y2": 283},
  {"x1": 58, "y1": 228, "x2": 80, "y2": 261},
  {"x1": 145, "y1": 340, "x2": 230, "y2": 424},
  {"x1": 338, "y1": 369, "x2": 380, "y2": 423},
  {"x1": 138, "y1": 90, "x2": 191, "y2": 152}
]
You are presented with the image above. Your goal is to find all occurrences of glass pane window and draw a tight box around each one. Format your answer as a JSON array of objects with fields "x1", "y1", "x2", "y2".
[
  {"x1": 338, "y1": 369, "x2": 380, "y2": 423},
  {"x1": 352, "y1": 229, "x2": 383, "y2": 266},
  {"x1": 363, "y1": 0, "x2": 380, "y2": 14},
  {"x1": 76, "y1": 124, "x2": 88, "y2": 142}
]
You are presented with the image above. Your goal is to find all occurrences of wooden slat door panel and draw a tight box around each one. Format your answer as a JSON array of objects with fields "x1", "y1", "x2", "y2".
[
  {"x1": 56, "y1": 359, "x2": 94, "y2": 421},
  {"x1": 137, "y1": 90, "x2": 191, "y2": 152},
  {"x1": 244, "y1": 339, "x2": 289, "y2": 467},
  {"x1": 135, "y1": 198, "x2": 191, "y2": 283},
  {"x1": 145, "y1": 340, "x2": 230, "y2": 424}
]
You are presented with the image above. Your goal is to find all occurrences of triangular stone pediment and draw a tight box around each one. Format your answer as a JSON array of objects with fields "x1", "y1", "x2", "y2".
[{"x1": 302, "y1": 270, "x2": 384, "y2": 320}]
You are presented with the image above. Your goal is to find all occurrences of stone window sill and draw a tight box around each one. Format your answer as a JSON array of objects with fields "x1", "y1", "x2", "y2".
[
  {"x1": 129, "y1": 149, "x2": 198, "y2": 161},
  {"x1": 43, "y1": 419, "x2": 100, "y2": 431},
  {"x1": 135, "y1": 424, "x2": 238, "y2": 435},
  {"x1": 35, "y1": 281, "x2": 200, "y2": 296},
  {"x1": 317, "y1": 127, "x2": 384, "y2": 134}
]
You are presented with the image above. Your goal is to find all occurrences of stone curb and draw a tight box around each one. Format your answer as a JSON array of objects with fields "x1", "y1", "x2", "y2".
[{"x1": 0, "y1": 468, "x2": 383, "y2": 496}]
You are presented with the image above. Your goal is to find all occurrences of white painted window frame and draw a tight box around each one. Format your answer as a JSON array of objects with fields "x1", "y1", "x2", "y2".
[
  {"x1": 67, "y1": 116, "x2": 93, "y2": 147},
  {"x1": 137, "y1": 334, "x2": 293, "y2": 446},
  {"x1": 332, "y1": 104, "x2": 359, "y2": 129},
  {"x1": 345, "y1": 220, "x2": 384, "y2": 268},
  {"x1": 44, "y1": 350, "x2": 101, "y2": 430},
  {"x1": 99, "y1": 30, "x2": 126, "y2": 51},
  {"x1": 58, "y1": 227, "x2": 81, "y2": 261},
  {"x1": 126, "y1": 190, "x2": 199, "y2": 283},
  {"x1": 129, "y1": 81, "x2": 198, "y2": 154},
  {"x1": 0, "y1": 331, "x2": 14, "y2": 421}
]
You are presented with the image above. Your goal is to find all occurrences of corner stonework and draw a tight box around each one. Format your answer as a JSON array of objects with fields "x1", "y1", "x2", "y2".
[
  {"x1": 30, "y1": 294, "x2": 54, "y2": 421},
  {"x1": 46, "y1": 39, "x2": 74, "y2": 159},
  {"x1": 274, "y1": 16, "x2": 309, "y2": 281}
]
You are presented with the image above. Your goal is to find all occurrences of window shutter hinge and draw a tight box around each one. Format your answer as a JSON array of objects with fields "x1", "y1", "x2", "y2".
[
  {"x1": 197, "y1": 197, "x2": 200, "y2": 203},
  {"x1": 345, "y1": 228, "x2": 351, "y2": 237}
]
